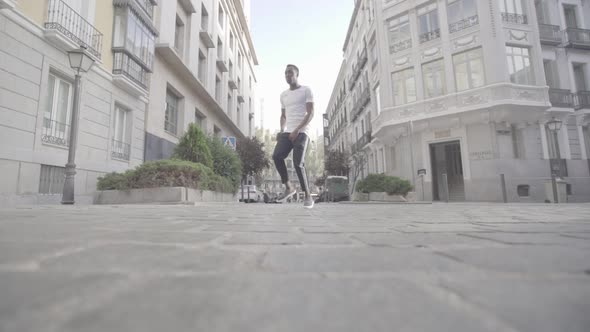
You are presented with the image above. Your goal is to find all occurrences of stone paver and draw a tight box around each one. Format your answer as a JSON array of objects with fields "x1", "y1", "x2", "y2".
[{"x1": 0, "y1": 202, "x2": 589, "y2": 332}]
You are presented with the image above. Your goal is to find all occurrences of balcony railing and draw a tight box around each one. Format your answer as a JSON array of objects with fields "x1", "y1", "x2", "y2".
[
  {"x1": 419, "y1": 29, "x2": 440, "y2": 43},
  {"x1": 501, "y1": 12, "x2": 527, "y2": 24},
  {"x1": 111, "y1": 139, "x2": 131, "y2": 160},
  {"x1": 449, "y1": 15, "x2": 479, "y2": 33},
  {"x1": 358, "y1": 49, "x2": 368, "y2": 69},
  {"x1": 45, "y1": 0, "x2": 103, "y2": 59},
  {"x1": 574, "y1": 91, "x2": 590, "y2": 110},
  {"x1": 42, "y1": 118, "x2": 70, "y2": 147},
  {"x1": 135, "y1": 0, "x2": 154, "y2": 18},
  {"x1": 548, "y1": 88, "x2": 574, "y2": 108},
  {"x1": 564, "y1": 28, "x2": 590, "y2": 49},
  {"x1": 351, "y1": 87, "x2": 371, "y2": 121},
  {"x1": 113, "y1": 51, "x2": 149, "y2": 89},
  {"x1": 389, "y1": 38, "x2": 412, "y2": 53},
  {"x1": 352, "y1": 131, "x2": 372, "y2": 153},
  {"x1": 539, "y1": 24, "x2": 562, "y2": 45}
]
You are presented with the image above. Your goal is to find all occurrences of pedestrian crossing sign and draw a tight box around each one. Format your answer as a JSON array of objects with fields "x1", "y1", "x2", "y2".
[{"x1": 222, "y1": 136, "x2": 236, "y2": 150}]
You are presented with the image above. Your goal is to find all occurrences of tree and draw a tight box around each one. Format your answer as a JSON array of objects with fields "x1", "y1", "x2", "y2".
[
  {"x1": 173, "y1": 123, "x2": 213, "y2": 168},
  {"x1": 207, "y1": 136, "x2": 242, "y2": 190},
  {"x1": 349, "y1": 151, "x2": 367, "y2": 195},
  {"x1": 325, "y1": 149, "x2": 349, "y2": 176},
  {"x1": 236, "y1": 136, "x2": 271, "y2": 181}
]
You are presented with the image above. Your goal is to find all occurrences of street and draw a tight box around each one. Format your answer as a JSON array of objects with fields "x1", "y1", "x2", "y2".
[{"x1": 0, "y1": 202, "x2": 589, "y2": 332}]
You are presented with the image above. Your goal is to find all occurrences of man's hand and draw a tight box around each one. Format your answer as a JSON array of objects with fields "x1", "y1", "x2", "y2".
[{"x1": 289, "y1": 129, "x2": 300, "y2": 142}]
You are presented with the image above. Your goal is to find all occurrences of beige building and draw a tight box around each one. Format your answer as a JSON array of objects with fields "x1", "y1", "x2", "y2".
[
  {"x1": 325, "y1": 0, "x2": 590, "y2": 202},
  {"x1": 0, "y1": 0, "x2": 257, "y2": 205}
]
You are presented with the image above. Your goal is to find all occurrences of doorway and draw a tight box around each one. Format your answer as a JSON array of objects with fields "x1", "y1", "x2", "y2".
[{"x1": 430, "y1": 140, "x2": 465, "y2": 201}]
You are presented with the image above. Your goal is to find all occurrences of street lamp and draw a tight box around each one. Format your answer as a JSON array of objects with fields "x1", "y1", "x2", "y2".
[{"x1": 61, "y1": 47, "x2": 95, "y2": 205}]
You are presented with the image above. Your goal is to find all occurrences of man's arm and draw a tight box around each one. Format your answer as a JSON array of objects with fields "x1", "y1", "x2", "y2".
[
  {"x1": 280, "y1": 109, "x2": 286, "y2": 132},
  {"x1": 295, "y1": 102, "x2": 314, "y2": 132}
]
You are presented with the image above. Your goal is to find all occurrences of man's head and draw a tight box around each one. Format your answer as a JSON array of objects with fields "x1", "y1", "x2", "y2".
[{"x1": 285, "y1": 64, "x2": 299, "y2": 85}]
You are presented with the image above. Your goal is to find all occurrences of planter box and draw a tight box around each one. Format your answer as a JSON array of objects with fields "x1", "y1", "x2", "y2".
[
  {"x1": 368, "y1": 192, "x2": 407, "y2": 202},
  {"x1": 93, "y1": 187, "x2": 237, "y2": 205},
  {"x1": 352, "y1": 192, "x2": 369, "y2": 202}
]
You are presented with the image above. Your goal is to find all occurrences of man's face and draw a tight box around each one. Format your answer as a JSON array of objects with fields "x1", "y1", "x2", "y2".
[{"x1": 285, "y1": 66, "x2": 298, "y2": 85}]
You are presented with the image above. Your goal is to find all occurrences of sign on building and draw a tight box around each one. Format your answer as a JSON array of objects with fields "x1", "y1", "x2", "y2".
[{"x1": 222, "y1": 136, "x2": 237, "y2": 150}]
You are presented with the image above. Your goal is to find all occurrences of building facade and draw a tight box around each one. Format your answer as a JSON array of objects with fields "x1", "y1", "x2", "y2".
[
  {"x1": 0, "y1": 0, "x2": 256, "y2": 205},
  {"x1": 325, "y1": 0, "x2": 590, "y2": 202},
  {"x1": 145, "y1": 0, "x2": 258, "y2": 160}
]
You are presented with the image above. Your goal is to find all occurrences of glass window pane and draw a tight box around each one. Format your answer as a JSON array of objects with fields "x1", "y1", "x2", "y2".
[
  {"x1": 45, "y1": 75, "x2": 56, "y2": 121},
  {"x1": 57, "y1": 80, "x2": 70, "y2": 124}
]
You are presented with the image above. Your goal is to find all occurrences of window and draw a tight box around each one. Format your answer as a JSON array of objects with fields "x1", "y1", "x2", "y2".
[
  {"x1": 583, "y1": 126, "x2": 590, "y2": 158},
  {"x1": 218, "y1": 4, "x2": 224, "y2": 28},
  {"x1": 543, "y1": 60, "x2": 560, "y2": 88},
  {"x1": 374, "y1": 84, "x2": 381, "y2": 114},
  {"x1": 563, "y1": 5, "x2": 577, "y2": 28},
  {"x1": 418, "y1": 3, "x2": 440, "y2": 43},
  {"x1": 573, "y1": 63, "x2": 587, "y2": 91},
  {"x1": 112, "y1": 105, "x2": 131, "y2": 160},
  {"x1": 237, "y1": 104, "x2": 241, "y2": 127},
  {"x1": 195, "y1": 109, "x2": 206, "y2": 130},
  {"x1": 391, "y1": 68, "x2": 416, "y2": 105},
  {"x1": 217, "y1": 38, "x2": 223, "y2": 58},
  {"x1": 249, "y1": 76, "x2": 252, "y2": 89},
  {"x1": 545, "y1": 125, "x2": 560, "y2": 159},
  {"x1": 238, "y1": 51, "x2": 243, "y2": 68},
  {"x1": 215, "y1": 75, "x2": 222, "y2": 102},
  {"x1": 39, "y1": 165, "x2": 65, "y2": 194},
  {"x1": 422, "y1": 59, "x2": 446, "y2": 98},
  {"x1": 387, "y1": 14, "x2": 411, "y2": 53},
  {"x1": 42, "y1": 73, "x2": 72, "y2": 147},
  {"x1": 500, "y1": 0, "x2": 527, "y2": 24},
  {"x1": 198, "y1": 50, "x2": 207, "y2": 83},
  {"x1": 448, "y1": 0, "x2": 478, "y2": 33},
  {"x1": 369, "y1": 36, "x2": 378, "y2": 68},
  {"x1": 165, "y1": 89, "x2": 179, "y2": 135},
  {"x1": 230, "y1": 31, "x2": 234, "y2": 50},
  {"x1": 228, "y1": 60, "x2": 233, "y2": 78},
  {"x1": 214, "y1": 125, "x2": 221, "y2": 137},
  {"x1": 453, "y1": 48, "x2": 485, "y2": 91},
  {"x1": 517, "y1": 185, "x2": 530, "y2": 197},
  {"x1": 511, "y1": 125, "x2": 525, "y2": 158},
  {"x1": 227, "y1": 93, "x2": 233, "y2": 116},
  {"x1": 201, "y1": 4, "x2": 209, "y2": 31},
  {"x1": 506, "y1": 46, "x2": 533, "y2": 85},
  {"x1": 174, "y1": 15, "x2": 184, "y2": 55},
  {"x1": 390, "y1": 146, "x2": 397, "y2": 170}
]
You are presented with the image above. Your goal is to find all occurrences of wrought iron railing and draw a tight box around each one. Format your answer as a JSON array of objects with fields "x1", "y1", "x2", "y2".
[
  {"x1": 352, "y1": 131, "x2": 372, "y2": 153},
  {"x1": 358, "y1": 49, "x2": 368, "y2": 69},
  {"x1": 42, "y1": 118, "x2": 70, "y2": 147},
  {"x1": 351, "y1": 87, "x2": 371, "y2": 121},
  {"x1": 113, "y1": 51, "x2": 149, "y2": 89},
  {"x1": 389, "y1": 38, "x2": 412, "y2": 53},
  {"x1": 564, "y1": 27, "x2": 590, "y2": 48},
  {"x1": 111, "y1": 139, "x2": 131, "y2": 160},
  {"x1": 548, "y1": 88, "x2": 574, "y2": 108},
  {"x1": 538, "y1": 24, "x2": 562, "y2": 45},
  {"x1": 574, "y1": 91, "x2": 590, "y2": 109},
  {"x1": 45, "y1": 0, "x2": 103, "y2": 59},
  {"x1": 501, "y1": 12, "x2": 527, "y2": 24},
  {"x1": 449, "y1": 15, "x2": 479, "y2": 33},
  {"x1": 419, "y1": 29, "x2": 440, "y2": 43}
]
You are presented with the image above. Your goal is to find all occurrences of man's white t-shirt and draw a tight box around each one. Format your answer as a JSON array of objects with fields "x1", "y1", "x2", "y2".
[{"x1": 280, "y1": 85, "x2": 313, "y2": 134}]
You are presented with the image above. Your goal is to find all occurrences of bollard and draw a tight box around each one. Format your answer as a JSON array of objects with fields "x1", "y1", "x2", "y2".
[
  {"x1": 551, "y1": 173, "x2": 558, "y2": 203},
  {"x1": 442, "y1": 173, "x2": 449, "y2": 203},
  {"x1": 500, "y1": 174, "x2": 508, "y2": 203}
]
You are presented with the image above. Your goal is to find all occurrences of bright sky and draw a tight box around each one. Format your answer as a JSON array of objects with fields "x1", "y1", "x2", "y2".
[{"x1": 250, "y1": 0, "x2": 355, "y2": 139}]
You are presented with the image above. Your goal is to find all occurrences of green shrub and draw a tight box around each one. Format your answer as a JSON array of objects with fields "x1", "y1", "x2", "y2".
[
  {"x1": 96, "y1": 159, "x2": 234, "y2": 193},
  {"x1": 356, "y1": 173, "x2": 413, "y2": 196},
  {"x1": 172, "y1": 123, "x2": 213, "y2": 168},
  {"x1": 207, "y1": 136, "x2": 242, "y2": 190}
]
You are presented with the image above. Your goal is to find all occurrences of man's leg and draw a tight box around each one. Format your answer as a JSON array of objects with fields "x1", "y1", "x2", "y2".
[
  {"x1": 293, "y1": 133, "x2": 310, "y2": 198},
  {"x1": 272, "y1": 133, "x2": 295, "y2": 201}
]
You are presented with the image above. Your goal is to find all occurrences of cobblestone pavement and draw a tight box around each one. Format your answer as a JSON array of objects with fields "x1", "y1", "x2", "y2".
[{"x1": 0, "y1": 202, "x2": 589, "y2": 332}]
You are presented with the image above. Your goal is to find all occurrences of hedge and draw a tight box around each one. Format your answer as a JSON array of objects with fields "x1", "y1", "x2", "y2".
[
  {"x1": 97, "y1": 159, "x2": 234, "y2": 193},
  {"x1": 356, "y1": 173, "x2": 413, "y2": 196}
]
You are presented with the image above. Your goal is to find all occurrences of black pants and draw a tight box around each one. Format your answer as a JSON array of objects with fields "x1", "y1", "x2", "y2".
[{"x1": 272, "y1": 132, "x2": 310, "y2": 193}]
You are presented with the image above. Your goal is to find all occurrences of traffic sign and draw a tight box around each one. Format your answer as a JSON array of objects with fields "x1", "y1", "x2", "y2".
[{"x1": 222, "y1": 136, "x2": 236, "y2": 150}]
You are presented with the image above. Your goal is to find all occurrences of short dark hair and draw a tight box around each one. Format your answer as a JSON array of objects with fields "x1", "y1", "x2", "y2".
[{"x1": 286, "y1": 64, "x2": 299, "y2": 74}]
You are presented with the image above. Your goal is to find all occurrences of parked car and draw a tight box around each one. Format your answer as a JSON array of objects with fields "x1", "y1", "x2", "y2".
[{"x1": 237, "y1": 185, "x2": 263, "y2": 203}]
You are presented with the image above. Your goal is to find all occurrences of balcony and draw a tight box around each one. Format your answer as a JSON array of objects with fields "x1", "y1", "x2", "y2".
[
  {"x1": 237, "y1": 95, "x2": 245, "y2": 103},
  {"x1": 44, "y1": 0, "x2": 103, "y2": 59},
  {"x1": 419, "y1": 29, "x2": 440, "y2": 43},
  {"x1": 564, "y1": 28, "x2": 590, "y2": 49},
  {"x1": 200, "y1": 30, "x2": 215, "y2": 48},
  {"x1": 42, "y1": 118, "x2": 70, "y2": 147},
  {"x1": 113, "y1": 50, "x2": 149, "y2": 96},
  {"x1": 216, "y1": 59, "x2": 228, "y2": 72},
  {"x1": 228, "y1": 78, "x2": 238, "y2": 90},
  {"x1": 352, "y1": 131, "x2": 372, "y2": 154},
  {"x1": 351, "y1": 86, "x2": 371, "y2": 121},
  {"x1": 358, "y1": 49, "x2": 368, "y2": 69},
  {"x1": 539, "y1": 24, "x2": 562, "y2": 45},
  {"x1": 449, "y1": 15, "x2": 479, "y2": 33},
  {"x1": 389, "y1": 38, "x2": 411, "y2": 53},
  {"x1": 111, "y1": 139, "x2": 131, "y2": 161},
  {"x1": 548, "y1": 88, "x2": 574, "y2": 108},
  {"x1": 501, "y1": 12, "x2": 528, "y2": 24},
  {"x1": 574, "y1": 91, "x2": 590, "y2": 110},
  {"x1": 134, "y1": 0, "x2": 155, "y2": 18}
]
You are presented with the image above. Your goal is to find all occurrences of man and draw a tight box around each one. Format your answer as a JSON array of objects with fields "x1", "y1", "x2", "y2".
[{"x1": 273, "y1": 64, "x2": 315, "y2": 209}]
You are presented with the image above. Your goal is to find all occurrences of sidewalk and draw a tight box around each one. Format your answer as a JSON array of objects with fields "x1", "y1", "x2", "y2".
[{"x1": 0, "y1": 203, "x2": 589, "y2": 332}]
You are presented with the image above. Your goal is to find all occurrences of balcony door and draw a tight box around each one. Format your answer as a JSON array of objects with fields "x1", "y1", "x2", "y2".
[{"x1": 563, "y1": 5, "x2": 578, "y2": 28}]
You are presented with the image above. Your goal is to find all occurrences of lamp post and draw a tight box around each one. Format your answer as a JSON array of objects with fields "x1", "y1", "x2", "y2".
[
  {"x1": 546, "y1": 117, "x2": 563, "y2": 204},
  {"x1": 61, "y1": 47, "x2": 95, "y2": 205}
]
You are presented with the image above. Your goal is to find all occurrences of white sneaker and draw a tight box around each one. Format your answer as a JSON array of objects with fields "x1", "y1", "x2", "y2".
[{"x1": 303, "y1": 197, "x2": 314, "y2": 209}]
